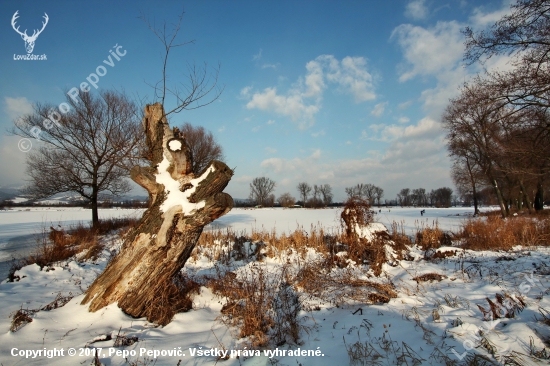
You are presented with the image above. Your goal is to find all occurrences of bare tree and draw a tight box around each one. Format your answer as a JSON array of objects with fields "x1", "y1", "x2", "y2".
[
  {"x1": 249, "y1": 177, "x2": 276, "y2": 206},
  {"x1": 460, "y1": 0, "x2": 550, "y2": 211},
  {"x1": 266, "y1": 194, "x2": 276, "y2": 207},
  {"x1": 278, "y1": 192, "x2": 296, "y2": 207},
  {"x1": 13, "y1": 90, "x2": 141, "y2": 227},
  {"x1": 374, "y1": 186, "x2": 384, "y2": 206},
  {"x1": 178, "y1": 122, "x2": 224, "y2": 175},
  {"x1": 433, "y1": 187, "x2": 453, "y2": 208},
  {"x1": 318, "y1": 184, "x2": 333, "y2": 207},
  {"x1": 311, "y1": 184, "x2": 321, "y2": 207},
  {"x1": 82, "y1": 11, "x2": 233, "y2": 325},
  {"x1": 451, "y1": 156, "x2": 483, "y2": 215},
  {"x1": 345, "y1": 183, "x2": 365, "y2": 199},
  {"x1": 443, "y1": 80, "x2": 511, "y2": 217},
  {"x1": 397, "y1": 188, "x2": 411, "y2": 206},
  {"x1": 411, "y1": 188, "x2": 427, "y2": 206},
  {"x1": 297, "y1": 182, "x2": 312, "y2": 207},
  {"x1": 363, "y1": 183, "x2": 376, "y2": 204}
]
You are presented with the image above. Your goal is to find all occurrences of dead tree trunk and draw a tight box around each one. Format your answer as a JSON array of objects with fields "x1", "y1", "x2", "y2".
[{"x1": 81, "y1": 103, "x2": 233, "y2": 324}]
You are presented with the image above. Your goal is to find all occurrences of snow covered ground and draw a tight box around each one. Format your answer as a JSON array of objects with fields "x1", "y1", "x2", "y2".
[{"x1": 1, "y1": 206, "x2": 549, "y2": 365}]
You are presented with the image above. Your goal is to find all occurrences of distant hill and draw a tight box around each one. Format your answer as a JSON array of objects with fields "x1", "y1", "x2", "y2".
[
  {"x1": 0, "y1": 187, "x2": 22, "y2": 201},
  {"x1": 2, "y1": 190, "x2": 148, "y2": 205}
]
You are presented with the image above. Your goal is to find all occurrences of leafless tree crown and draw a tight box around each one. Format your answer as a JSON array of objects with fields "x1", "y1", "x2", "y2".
[
  {"x1": 250, "y1": 177, "x2": 276, "y2": 206},
  {"x1": 140, "y1": 9, "x2": 224, "y2": 117},
  {"x1": 178, "y1": 122, "x2": 224, "y2": 175},
  {"x1": 13, "y1": 90, "x2": 142, "y2": 226}
]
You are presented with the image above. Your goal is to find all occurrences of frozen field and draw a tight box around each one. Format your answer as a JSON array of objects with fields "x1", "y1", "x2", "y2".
[
  {"x1": 205, "y1": 206, "x2": 488, "y2": 234},
  {"x1": 0, "y1": 205, "x2": 480, "y2": 280},
  {"x1": 1, "y1": 205, "x2": 549, "y2": 366}
]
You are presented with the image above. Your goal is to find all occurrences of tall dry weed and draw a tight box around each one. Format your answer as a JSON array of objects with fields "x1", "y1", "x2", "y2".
[
  {"x1": 457, "y1": 215, "x2": 550, "y2": 250},
  {"x1": 27, "y1": 217, "x2": 139, "y2": 269},
  {"x1": 208, "y1": 263, "x2": 301, "y2": 347}
]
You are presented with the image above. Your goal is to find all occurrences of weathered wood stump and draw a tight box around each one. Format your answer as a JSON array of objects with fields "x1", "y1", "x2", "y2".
[{"x1": 81, "y1": 103, "x2": 233, "y2": 324}]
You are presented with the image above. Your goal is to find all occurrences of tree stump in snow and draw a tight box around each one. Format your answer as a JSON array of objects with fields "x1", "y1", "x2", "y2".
[{"x1": 81, "y1": 103, "x2": 233, "y2": 324}]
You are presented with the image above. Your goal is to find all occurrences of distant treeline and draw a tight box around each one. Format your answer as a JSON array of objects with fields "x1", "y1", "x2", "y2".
[{"x1": 0, "y1": 199, "x2": 147, "y2": 209}]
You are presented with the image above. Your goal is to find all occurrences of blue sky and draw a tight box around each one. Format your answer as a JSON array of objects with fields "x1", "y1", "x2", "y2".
[{"x1": 0, "y1": 0, "x2": 512, "y2": 202}]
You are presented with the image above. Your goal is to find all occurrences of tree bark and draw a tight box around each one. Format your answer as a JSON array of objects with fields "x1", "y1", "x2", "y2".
[
  {"x1": 518, "y1": 179, "x2": 533, "y2": 214},
  {"x1": 534, "y1": 181, "x2": 544, "y2": 211},
  {"x1": 91, "y1": 186, "x2": 99, "y2": 228},
  {"x1": 81, "y1": 103, "x2": 233, "y2": 324},
  {"x1": 466, "y1": 158, "x2": 480, "y2": 216},
  {"x1": 491, "y1": 178, "x2": 508, "y2": 218}
]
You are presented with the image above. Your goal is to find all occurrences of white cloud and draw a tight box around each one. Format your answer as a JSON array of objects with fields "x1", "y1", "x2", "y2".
[
  {"x1": 392, "y1": 21, "x2": 464, "y2": 82},
  {"x1": 311, "y1": 129, "x2": 325, "y2": 137},
  {"x1": 381, "y1": 136, "x2": 445, "y2": 165},
  {"x1": 260, "y1": 157, "x2": 285, "y2": 174},
  {"x1": 1, "y1": 97, "x2": 34, "y2": 187},
  {"x1": 246, "y1": 87, "x2": 320, "y2": 129},
  {"x1": 320, "y1": 56, "x2": 376, "y2": 102},
  {"x1": 367, "y1": 117, "x2": 441, "y2": 142},
  {"x1": 245, "y1": 55, "x2": 376, "y2": 129},
  {"x1": 262, "y1": 63, "x2": 279, "y2": 70},
  {"x1": 260, "y1": 149, "x2": 321, "y2": 175},
  {"x1": 266, "y1": 119, "x2": 275, "y2": 125},
  {"x1": 398, "y1": 116, "x2": 410, "y2": 124},
  {"x1": 265, "y1": 147, "x2": 277, "y2": 154},
  {"x1": 369, "y1": 123, "x2": 386, "y2": 133},
  {"x1": 371, "y1": 102, "x2": 388, "y2": 117},
  {"x1": 0, "y1": 135, "x2": 29, "y2": 186},
  {"x1": 240, "y1": 86, "x2": 252, "y2": 98},
  {"x1": 253, "y1": 49, "x2": 262, "y2": 61},
  {"x1": 5, "y1": 96, "x2": 33, "y2": 121},
  {"x1": 399, "y1": 100, "x2": 413, "y2": 109},
  {"x1": 233, "y1": 175, "x2": 254, "y2": 183},
  {"x1": 218, "y1": 126, "x2": 226, "y2": 133},
  {"x1": 470, "y1": 1, "x2": 512, "y2": 28},
  {"x1": 405, "y1": 0, "x2": 429, "y2": 20}
]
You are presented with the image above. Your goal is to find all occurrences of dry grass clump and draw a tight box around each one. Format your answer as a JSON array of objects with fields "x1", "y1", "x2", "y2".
[
  {"x1": 26, "y1": 226, "x2": 81, "y2": 268},
  {"x1": 477, "y1": 293, "x2": 526, "y2": 321},
  {"x1": 41, "y1": 292, "x2": 75, "y2": 311},
  {"x1": 9, "y1": 291, "x2": 76, "y2": 332},
  {"x1": 295, "y1": 260, "x2": 397, "y2": 305},
  {"x1": 26, "y1": 217, "x2": 139, "y2": 269},
  {"x1": 428, "y1": 250, "x2": 458, "y2": 260},
  {"x1": 208, "y1": 264, "x2": 301, "y2": 347},
  {"x1": 10, "y1": 308, "x2": 35, "y2": 332},
  {"x1": 415, "y1": 222, "x2": 452, "y2": 250},
  {"x1": 413, "y1": 273, "x2": 447, "y2": 282},
  {"x1": 456, "y1": 215, "x2": 550, "y2": 250},
  {"x1": 6, "y1": 217, "x2": 138, "y2": 282},
  {"x1": 197, "y1": 225, "x2": 340, "y2": 263}
]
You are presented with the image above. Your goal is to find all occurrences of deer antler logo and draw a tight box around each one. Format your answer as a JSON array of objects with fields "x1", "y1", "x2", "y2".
[{"x1": 11, "y1": 10, "x2": 49, "y2": 54}]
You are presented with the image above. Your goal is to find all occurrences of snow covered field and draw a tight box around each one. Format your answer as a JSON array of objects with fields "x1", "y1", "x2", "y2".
[
  {"x1": 1, "y1": 206, "x2": 549, "y2": 365},
  {"x1": 0, "y1": 207, "x2": 144, "y2": 281}
]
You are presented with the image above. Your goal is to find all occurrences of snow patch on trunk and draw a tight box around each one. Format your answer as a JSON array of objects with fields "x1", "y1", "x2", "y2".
[
  {"x1": 168, "y1": 140, "x2": 182, "y2": 151},
  {"x1": 155, "y1": 154, "x2": 215, "y2": 214}
]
